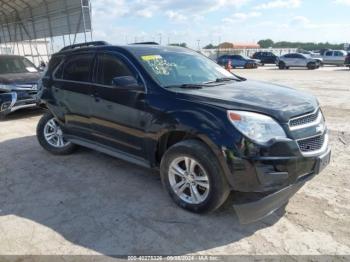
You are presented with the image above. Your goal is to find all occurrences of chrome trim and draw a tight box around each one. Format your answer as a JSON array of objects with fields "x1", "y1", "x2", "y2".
[
  {"x1": 10, "y1": 103, "x2": 37, "y2": 112},
  {"x1": 296, "y1": 132, "x2": 329, "y2": 157},
  {"x1": 10, "y1": 92, "x2": 17, "y2": 108},
  {"x1": 288, "y1": 108, "x2": 322, "y2": 131}
]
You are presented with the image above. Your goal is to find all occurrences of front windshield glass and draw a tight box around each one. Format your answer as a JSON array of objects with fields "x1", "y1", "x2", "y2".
[
  {"x1": 137, "y1": 51, "x2": 238, "y2": 87},
  {"x1": 0, "y1": 56, "x2": 38, "y2": 74}
]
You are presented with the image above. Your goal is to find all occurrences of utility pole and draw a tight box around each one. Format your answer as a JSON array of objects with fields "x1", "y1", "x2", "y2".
[
  {"x1": 158, "y1": 33, "x2": 162, "y2": 45},
  {"x1": 197, "y1": 39, "x2": 201, "y2": 51}
]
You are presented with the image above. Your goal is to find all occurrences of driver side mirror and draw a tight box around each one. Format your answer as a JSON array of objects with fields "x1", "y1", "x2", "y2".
[{"x1": 111, "y1": 76, "x2": 143, "y2": 91}]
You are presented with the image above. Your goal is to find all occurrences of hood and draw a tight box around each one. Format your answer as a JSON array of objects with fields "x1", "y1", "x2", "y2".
[
  {"x1": 0, "y1": 72, "x2": 41, "y2": 85},
  {"x1": 174, "y1": 80, "x2": 318, "y2": 123}
]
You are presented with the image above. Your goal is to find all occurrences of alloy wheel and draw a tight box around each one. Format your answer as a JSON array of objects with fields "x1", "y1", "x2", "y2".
[
  {"x1": 168, "y1": 156, "x2": 210, "y2": 204},
  {"x1": 43, "y1": 118, "x2": 71, "y2": 148}
]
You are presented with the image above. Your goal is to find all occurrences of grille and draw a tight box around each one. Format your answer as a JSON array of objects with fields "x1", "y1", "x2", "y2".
[
  {"x1": 290, "y1": 110, "x2": 320, "y2": 127},
  {"x1": 297, "y1": 134, "x2": 325, "y2": 153}
]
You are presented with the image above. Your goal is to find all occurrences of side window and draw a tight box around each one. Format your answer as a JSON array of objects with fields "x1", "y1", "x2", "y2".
[
  {"x1": 334, "y1": 51, "x2": 343, "y2": 57},
  {"x1": 97, "y1": 53, "x2": 134, "y2": 86},
  {"x1": 284, "y1": 54, "x2": 293, "y2": 58},
  {"x1": 46, "y1": 55, "x2": 64, "y2": 77},
  {"x1": 325, "y1": 51, "x2": 333, "y2": 56},
  {"x1": 62, "y1": 54, "x2": 94, "y2": 82}
]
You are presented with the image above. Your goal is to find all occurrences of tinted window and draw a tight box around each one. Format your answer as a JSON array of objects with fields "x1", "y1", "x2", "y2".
[
  {"x1": 295, "y1": 54, "x2": 305, "y2": 59},
  {"x1": 325, "y1": 51, "x2": 333, "y2": 56},
  {"x1": 62, "y1": 54, "x2": 94, "y2": 82},
  {"x1": 47, "y1": 56, "x2": 64, "y2": 77},
  {"x1": 97, "y1": 54, "x2": 134, "y2": 86},
  {"x1": 334, "y1": 51, "x2": 344, "y2": 56},
  {"x1": 284, "y1": 54, "x2": 293, "y2": 58}
]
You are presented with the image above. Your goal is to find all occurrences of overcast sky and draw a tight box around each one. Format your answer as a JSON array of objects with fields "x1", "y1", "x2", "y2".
[{"x1": 90, "y1": 0, "x2": 350, "y2": 48}]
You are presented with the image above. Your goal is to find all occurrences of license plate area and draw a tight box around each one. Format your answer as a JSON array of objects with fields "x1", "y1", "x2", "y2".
[{"x1": 315, "y1": 150, "x2": 331, "y2": 174}]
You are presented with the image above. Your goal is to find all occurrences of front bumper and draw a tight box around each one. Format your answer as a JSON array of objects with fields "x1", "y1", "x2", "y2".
[
  {"x1": 233, "y1": 147, "x2": 331, "y2": 224},
  {"x1": 0, "y1": 91, "x2": 38, "y2": 115}
]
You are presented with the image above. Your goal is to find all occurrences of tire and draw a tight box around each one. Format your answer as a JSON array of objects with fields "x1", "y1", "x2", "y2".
[
  {"x1": 307, "y1": 62, "x2": 316, "y2": 70},
  {"x1": 0, "y1": 113, "x2": 6, "y2": 121},
  {"x1": 36, "y1": 112, "x2": 77, "y2": 155},
  {"x1": 160, "y1": 139, "x2": 230, "y2": 213},
  {"x1": 278, "y1": 62, "x2": 286, "y2": 70}
]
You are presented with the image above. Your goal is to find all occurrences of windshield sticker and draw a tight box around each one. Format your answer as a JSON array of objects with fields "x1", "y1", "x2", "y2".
[
  {"x1": 141, "y1": 55, "x2": 175, "y2": 75},
  {"x1": 141, "y1": 55, "x2": 162, "y2": 61}
]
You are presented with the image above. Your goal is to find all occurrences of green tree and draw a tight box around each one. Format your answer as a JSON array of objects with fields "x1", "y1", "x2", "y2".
[
  {"x1": 203, "y1": 44, "x2": 217, "y2": 49},
  {"x1": 258, "y1": 39, "x2": 274, "y2": 48}
]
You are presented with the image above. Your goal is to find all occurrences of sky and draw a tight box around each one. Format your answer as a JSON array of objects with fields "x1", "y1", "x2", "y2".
[{"x1": 90, "y1": 0, "x2": 350, "y2": 48}]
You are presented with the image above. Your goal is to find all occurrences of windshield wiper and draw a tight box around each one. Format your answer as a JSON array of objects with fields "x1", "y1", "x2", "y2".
[
  {"x1": 204, "y1": 77, "x2": 237, "y2": 84},
  {"x1": 165, "y1": 84, "x2": 204, "y2": 89}
]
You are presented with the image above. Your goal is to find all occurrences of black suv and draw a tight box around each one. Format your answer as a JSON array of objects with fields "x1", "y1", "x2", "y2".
[
  {"x1": 252, "y1": 51, "x2": 278, "y2": 65},
  {"x1": 0, "y1": 55, "x2": 41, "y2": 119},
  {"x1": 37, "y1": 41, "x2": 331, "y2": 223}
]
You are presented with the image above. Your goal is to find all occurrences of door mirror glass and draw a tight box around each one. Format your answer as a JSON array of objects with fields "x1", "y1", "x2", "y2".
[{"x1": 112, "y1": 76, "x2": 142, "y2": 90}]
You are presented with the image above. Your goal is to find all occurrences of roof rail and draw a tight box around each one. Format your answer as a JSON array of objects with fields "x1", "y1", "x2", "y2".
[
  {"x1": 60, "y1": 41, "x2": 109, "y2": 52},
  {"x1": 131, "y1": 42, "x2": 159, "y2": 45}
]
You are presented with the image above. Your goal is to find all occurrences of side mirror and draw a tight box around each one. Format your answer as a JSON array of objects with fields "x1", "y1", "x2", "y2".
[{"x1": 111, "y1": 76, "x2": 143, "y2": 90}]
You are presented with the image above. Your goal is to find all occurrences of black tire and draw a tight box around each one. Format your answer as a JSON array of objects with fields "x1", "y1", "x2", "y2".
[
  {"x1": 0, "y1": 113, "x2": 6, "y2": 121},
  {"x1": 36, "y1": 112, "x2": 77, "y2": 155},
  {"x1": 307, "y1": 62, "x2": 316, "y2": 70},
  {"x1": 160, "y1": 139, "x2": 230, "y2": 213},
  {"x1": 278, "y1": 62, "x2": 286, "y2": 70}
]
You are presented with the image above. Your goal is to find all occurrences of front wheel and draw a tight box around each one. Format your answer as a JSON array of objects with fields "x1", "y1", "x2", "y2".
[
  {"x1": 160, "y1": 140, "x2": 230, "y2": 213},
  {"x1": 37, "y1": 112, "x2": 77, "y2": 155}
]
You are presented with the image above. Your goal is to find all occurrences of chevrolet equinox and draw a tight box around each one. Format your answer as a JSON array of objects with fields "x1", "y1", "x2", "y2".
[{"x1": 37, "y1": 42, "x2": 331, "y2": 223}]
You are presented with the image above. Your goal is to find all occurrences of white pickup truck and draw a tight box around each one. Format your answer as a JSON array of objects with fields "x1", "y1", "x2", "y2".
[{"x1": 314, "y1": 50, "x2": 347, "y2": 66}]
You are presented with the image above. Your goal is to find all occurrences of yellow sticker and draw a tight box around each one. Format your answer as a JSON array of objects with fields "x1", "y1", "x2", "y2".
[{"x1": 141, "y1": 55, "x2": 162, "y2": 61}]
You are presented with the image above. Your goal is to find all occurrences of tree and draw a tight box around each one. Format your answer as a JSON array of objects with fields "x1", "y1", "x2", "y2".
[
  {"x1": 203, "y1": 44, "x2": 217, "y2": 49},
  {"x1": 258, "y1": 39, "x2": 274, "y2": 48}
]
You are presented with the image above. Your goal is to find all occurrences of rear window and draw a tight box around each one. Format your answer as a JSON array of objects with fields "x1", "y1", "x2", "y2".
[{"x1": 61, "y1": 53, "x2": 94, "y2": 82}]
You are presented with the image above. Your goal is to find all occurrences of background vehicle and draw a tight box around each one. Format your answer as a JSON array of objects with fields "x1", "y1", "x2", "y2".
[
  {"x1": 217, "y1": 55, "x2": 259, "y2": 68},
  {"x1": 37, "y1": 42, "x2": 330, "y2": 223},
  {"x1": 345, "y1": 53, "x2": 350, "y2": 69},
  {"x1": 0, "y1": 55, "x2": 41, "y2": 119},
  {"x1": 252, "y1": 51, "x2": 277, "y2": 66},
  {"x1": 277, "y1": 53, "x2": 321, "y2": 70},
  {"x1": 317, "y1": 50, "x2": 347, "y2": 66}
]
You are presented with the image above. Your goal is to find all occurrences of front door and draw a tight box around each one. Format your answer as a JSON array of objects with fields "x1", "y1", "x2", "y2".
[{"x1": 91, "y1": 52, "x2": 147, "y2": 159}]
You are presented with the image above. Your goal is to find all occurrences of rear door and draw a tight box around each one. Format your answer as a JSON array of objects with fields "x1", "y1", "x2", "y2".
[
  {"x1": 91, "y1": 51, "x2": 147, "y2": 159},
  {"x1": 324, "y1": 51, "x2": 333, "y2": 64},
  {"x1": 333, "y1": 51, "x2": 346, "y2": 65},
  {"x1": 52, "y1": 52, "x2": 95, "y2": 139}
]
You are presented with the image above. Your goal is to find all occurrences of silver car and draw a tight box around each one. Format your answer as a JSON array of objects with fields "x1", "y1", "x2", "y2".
[
  {"x1": 277, "y1": 53, "x2": 321, "y2": 70},
  {"x1": 321, "y1": 50, "x2": 347, "y2": 66}
]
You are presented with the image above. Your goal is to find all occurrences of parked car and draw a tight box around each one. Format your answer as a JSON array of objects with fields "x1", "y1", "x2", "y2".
[
  {"x1": 217, "y1": 55, "x2": 259, "y2": 68},
  {"x1": 37, "y1": 41, "x2": 331, "y2": 223},
  {"x1": 0, "y1": 55, "x2": 41, "y2": 119},
  {"x1": 345, "y1": 53, "x2": 350, "y2": 68},
  {"x1": 316, "y1": 50, "x2": 347, "y2": 66},
  {"x1": 277, "y1": 53, "x2": 321, "y2": 70},
  {"x1": 251, "y1": 51, "x2": 277, "y2": 65}
]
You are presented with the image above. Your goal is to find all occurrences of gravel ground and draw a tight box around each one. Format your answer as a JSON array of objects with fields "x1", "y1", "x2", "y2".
[{"x1": 0, "y1": 66, "x2": 349, "y2": 258}]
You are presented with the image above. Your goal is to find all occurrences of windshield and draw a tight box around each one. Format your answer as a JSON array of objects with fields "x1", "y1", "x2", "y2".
[
  {"x1": 137, "y1": 51, "x2": 239, "y2": 87},
  {"x1": 0, "y1": 56, "x2": 38, "y2": 74}
]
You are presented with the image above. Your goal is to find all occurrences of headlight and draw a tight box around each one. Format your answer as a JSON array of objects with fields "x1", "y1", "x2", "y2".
[
  {"x1": 0, "y1": 84, "x2": 14, "y2": 91},
  {"x1": 227, "y1": 110, "x2": 286, "y2": 143}
]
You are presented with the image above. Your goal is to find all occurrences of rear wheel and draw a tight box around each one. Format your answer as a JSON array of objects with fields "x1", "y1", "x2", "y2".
[
  {"x1": 160, "y1": 140, "x2": 230, "y2": 213},
  {"x1": 278, "y1": 62, "x2": 286, "y2": 70},
  {"x1": 37, "y1": 112, "x2": 77, "y2": 155},
  {"x1": 307, "y1": 62, "x2": 316, "y2": 70}
]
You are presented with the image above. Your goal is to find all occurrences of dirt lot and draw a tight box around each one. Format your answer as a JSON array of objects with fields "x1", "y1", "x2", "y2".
[{"x1": 0, "y1": 66, "x2": 349, "y2": 257}]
